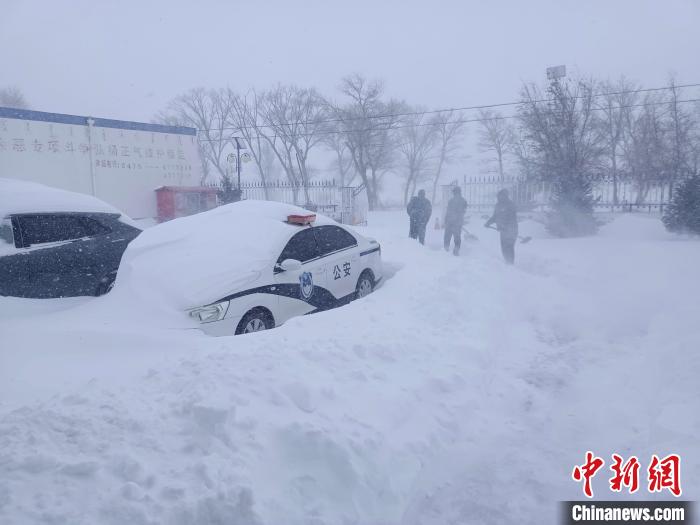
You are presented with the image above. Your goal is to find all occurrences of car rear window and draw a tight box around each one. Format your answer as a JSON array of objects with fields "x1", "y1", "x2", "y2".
[
  {"x1": 313, "y1": 225, "x2": 357, "y2": 256},
  {"x1": 17, "y1": 215, "x2": 103, "y2": 246}
]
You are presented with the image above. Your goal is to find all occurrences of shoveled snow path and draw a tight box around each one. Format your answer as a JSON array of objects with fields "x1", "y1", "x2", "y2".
[{"x1": 0, "y1": 212, "x2": 698, "y2": 524}]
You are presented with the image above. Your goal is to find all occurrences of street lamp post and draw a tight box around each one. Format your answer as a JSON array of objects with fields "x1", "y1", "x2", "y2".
[
  {"x1": 235, "y1": 137, "x2": 243, "y2": 191},
  {"x1": 227, "y1": 137, "x2": 245, "y2": 202}
]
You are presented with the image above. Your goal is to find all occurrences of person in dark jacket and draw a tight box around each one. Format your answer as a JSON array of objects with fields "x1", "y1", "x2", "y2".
[
  {"x1": 406, "y1": 189, "x2": 432, "y2": 245},
  {"x1": 443, "y1": 186, "x2": 468, "y2": 255},
  {"x1": 485, "y1": 188, "x2": 518, "y2": 264}
]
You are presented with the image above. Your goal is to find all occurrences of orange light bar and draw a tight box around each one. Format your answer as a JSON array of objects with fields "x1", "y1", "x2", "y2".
[{"x1": 287, "y1": 214, "x2": 316, "y2": 225}]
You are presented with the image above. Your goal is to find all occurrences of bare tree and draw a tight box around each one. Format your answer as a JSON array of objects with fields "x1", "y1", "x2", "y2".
[
  {"x1": 153, "y1": 109, "x2": 210, "y2": 185},
  {"x1": 260, "y1": 141, "x2": 282, "y2": 183},
  {"x1": 477, "y1": 109, "x2": 513, "y2": 178},
  {"x1": 621, "y1": 92, "x2": 667, "y2": 204},
  {"x1": 517, "y1": 77, "x2": 604, "y2": 236},
  {"x1": 666, "y1": 77, "x2": 697, "y2": 195},
  {"x1": 329, "y1": 74, "x2": 402, "y2": 210},
  {"x1": 429, "y1": 110, "x2": 465, "y2": 202},
  {"x1": 617, "y1": 78, "x2": 698, "y2": 204},
  {"x1": 397, "y1": 110, "x2": 438, "y2": 204},
  {"x1": 518, "y1": 78, "x2": 604, "y2": 180},
  {"x1": 365, "y1": 101, "x2": 403, "y2": 209},
  {"x1": 228, "y1": 89, "x2": 274, "y2": 198},
  {"x1": 597, "y1": 77, "x2": 639, "y2": 204},
  {"x1": 0, "y1": 87, "x2": 29, "y2": 109},
  {"x1": 323, "y1": 129, "x2": 355, "y2": 186},
  {"x1": 155, "y1": 88, "x2": 234, "y2": 184},
  {"x1": 258, "y1": 85, "x2": 327, "y2": 204},
  {"x1": 510, "y1": 126, "x2": 537, "y2": 181},
  {"x1": 691, "y1": 101, "x2": 700, "y2": 177}
]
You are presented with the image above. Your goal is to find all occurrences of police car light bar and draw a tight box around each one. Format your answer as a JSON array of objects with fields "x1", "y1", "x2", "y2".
[{"x1": 287, "y1": 214, "x2": 316, "y2": 225}]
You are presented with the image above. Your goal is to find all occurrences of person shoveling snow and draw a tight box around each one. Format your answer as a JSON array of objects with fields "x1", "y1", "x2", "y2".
[
  {"x1": 444, "y1": 186, "x2": 468, "y2": 256},
  {"x1": 484, "y1": 189, "x2": 528, "y2": 264}
]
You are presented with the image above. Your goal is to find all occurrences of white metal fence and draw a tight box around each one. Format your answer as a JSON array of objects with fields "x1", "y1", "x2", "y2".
[
  {"x1": 443, "y1": 175, "x2": 676, "y2": 214},
  {"x1": 209, "y1": 180, "x2": 368, "y2": 225}
]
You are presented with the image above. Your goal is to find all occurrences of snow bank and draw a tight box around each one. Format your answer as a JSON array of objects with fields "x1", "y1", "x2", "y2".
[
  {"x1": 1, "y1": 213, "x2": 698, "y2": 524},
  {"x1": 598, "y1": 212, "x2": 676, "y2": 241}
]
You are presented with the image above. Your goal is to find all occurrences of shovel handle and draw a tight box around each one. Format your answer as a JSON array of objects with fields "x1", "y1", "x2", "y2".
[{"x1": 487, "y1": 224, "x2": 531, "y2": 243}]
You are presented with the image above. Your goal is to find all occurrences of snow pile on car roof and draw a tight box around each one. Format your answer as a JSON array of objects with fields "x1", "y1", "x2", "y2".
[
  {"x1": 116, "y1": 200, "x2": 336, "y2": 309},
  {"x1": 0, "y1": 178, "x2": 126, "y2": 218}
]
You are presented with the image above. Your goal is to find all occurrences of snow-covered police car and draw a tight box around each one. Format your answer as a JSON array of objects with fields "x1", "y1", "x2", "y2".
[{"x1": 117, "y1": 200, "x2": 382, "y2": 336}]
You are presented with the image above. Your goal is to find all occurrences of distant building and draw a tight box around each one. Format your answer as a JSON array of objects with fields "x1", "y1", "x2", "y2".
[{"x1": 0, "y1": 106, "x2": 203, "y2": 219}]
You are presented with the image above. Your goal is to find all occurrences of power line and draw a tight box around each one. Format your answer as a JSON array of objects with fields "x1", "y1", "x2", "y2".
[
  {"x1": 197, "y1": 82, "x2": 700, "y2": 135},
  {"x1": 197, "y1": 96, "x2": 700, "y2": 142}
]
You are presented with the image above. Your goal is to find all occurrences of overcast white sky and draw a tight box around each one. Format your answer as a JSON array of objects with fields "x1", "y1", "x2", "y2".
[{"x1": 2, "y1": 0, "x2": 699, "y2": 123}]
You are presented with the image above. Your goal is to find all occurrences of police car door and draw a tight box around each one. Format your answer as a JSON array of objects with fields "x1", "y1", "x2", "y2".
[
  {"x1": 273, "y1": 227, "x2": 327, "y2": 322},
  {"x1": 313, "y1": 225, "x2": 359, "y2": 304}
]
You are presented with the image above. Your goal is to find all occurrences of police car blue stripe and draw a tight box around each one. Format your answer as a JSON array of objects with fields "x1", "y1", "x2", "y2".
[
  {"x1": 305, "y1": 291, "x2": 356, "y2": 315},
  {"x1": 213, "y1": 283, "x2": 343, "y2": 312}
]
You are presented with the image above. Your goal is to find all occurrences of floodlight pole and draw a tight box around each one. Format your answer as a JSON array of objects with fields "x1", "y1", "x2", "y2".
[
  {"x1": 545, "y1": 65, "x2": 567, "y2": 113},
  {"x1": 546, "y1": 65, "x2": 566, "y2": 83}
]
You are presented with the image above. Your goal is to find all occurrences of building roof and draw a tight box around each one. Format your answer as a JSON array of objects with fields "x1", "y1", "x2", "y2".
[{"x1": 0, "y1": 106, "x2": 196, "y2": 136}]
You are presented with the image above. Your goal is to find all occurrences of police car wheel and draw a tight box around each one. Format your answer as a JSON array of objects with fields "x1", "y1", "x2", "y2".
[
  {"x1": 236, "y1": 309, "x2": 274, "y2": 335},
  {"x1": 356, "y1": 272, "x2": 374, "y2": 299}
]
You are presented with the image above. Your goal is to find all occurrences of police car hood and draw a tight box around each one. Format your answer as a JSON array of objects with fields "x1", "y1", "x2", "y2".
[{"x1": 116, "y1": 200, "x2": 337, "y2": 310}]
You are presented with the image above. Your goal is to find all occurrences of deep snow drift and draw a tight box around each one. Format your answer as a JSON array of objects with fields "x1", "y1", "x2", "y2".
[{"x1": 1, "y1": 212, "x2": 698, "y2": 525}]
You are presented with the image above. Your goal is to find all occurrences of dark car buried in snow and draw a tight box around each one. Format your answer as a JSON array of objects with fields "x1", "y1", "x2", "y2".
[{"x1": 0, "y1": 178, "x2": 141, "y2": 298}]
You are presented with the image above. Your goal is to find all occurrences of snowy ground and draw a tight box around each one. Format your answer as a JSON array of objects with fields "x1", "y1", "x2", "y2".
[{"x1": 1, "y1": 211, "x2": 698, "y2": 525}]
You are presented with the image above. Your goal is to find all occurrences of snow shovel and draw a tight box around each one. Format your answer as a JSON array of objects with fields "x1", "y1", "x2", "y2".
[
  {"x1": 461, "y1": 227, "x2": 479, "y2": 241},
  {"x1": 486, "y1": 225, "x2": 532, "y2": 244}
]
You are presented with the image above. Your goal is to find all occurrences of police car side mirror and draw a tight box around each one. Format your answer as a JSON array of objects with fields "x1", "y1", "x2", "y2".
[{"x1": 278, "y1": 259, "x2": 302, "y2": 272}]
